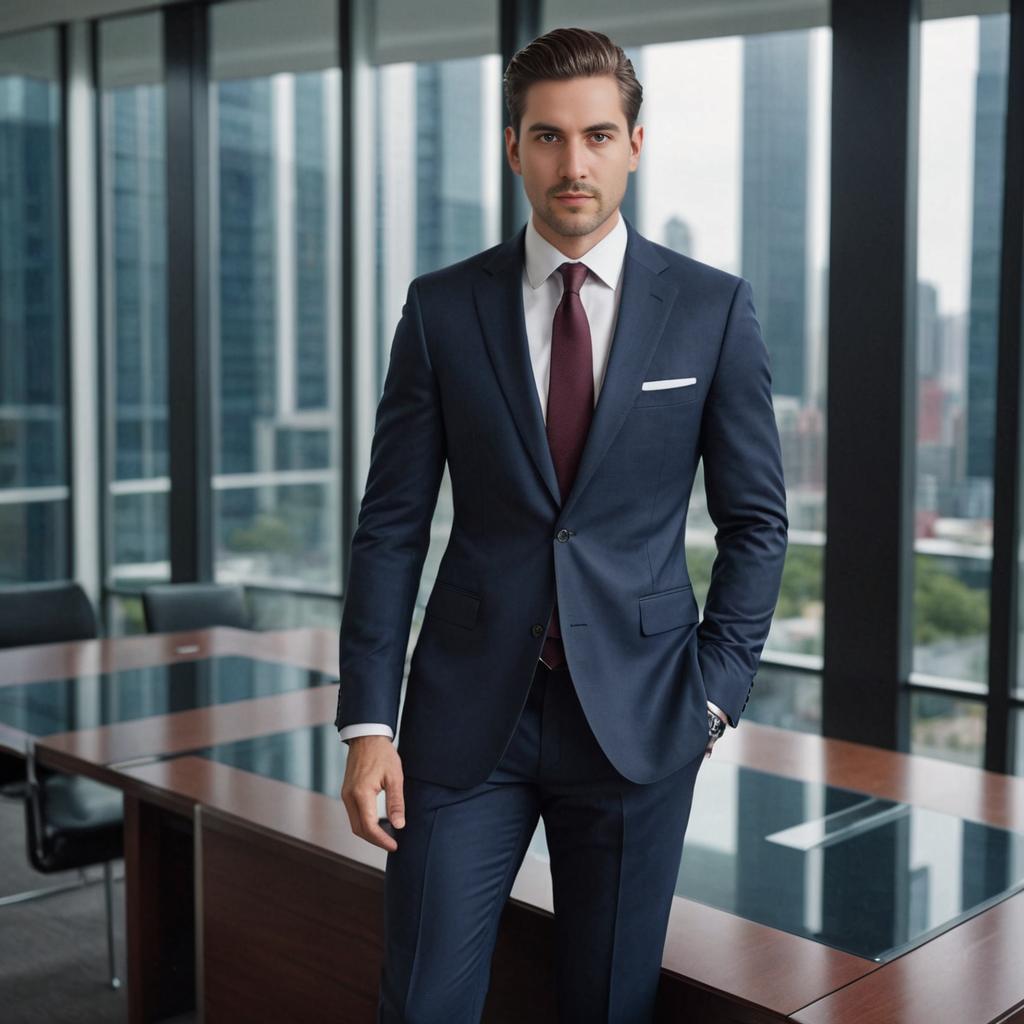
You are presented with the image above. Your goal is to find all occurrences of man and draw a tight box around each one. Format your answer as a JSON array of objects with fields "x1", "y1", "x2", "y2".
[{"x1": 337, "y1": 26, "x2": 788, "y2": 1023}]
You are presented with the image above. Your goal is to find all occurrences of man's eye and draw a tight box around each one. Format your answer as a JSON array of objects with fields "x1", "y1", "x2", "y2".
[
  {"x1": 591, "y1": 133, "x2": 609, "y2": 143},
  {"x1": 539, "y1": 133, "x2": 558, "y2": 143}
]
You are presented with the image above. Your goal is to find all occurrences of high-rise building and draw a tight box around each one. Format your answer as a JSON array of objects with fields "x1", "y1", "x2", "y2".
[
  {"x1": 740, "y1": 30, "x2": 810, "y2": 402},
  {"x1": 964, "y1": 17, "x2": 1009, "y2": 493},
  {"x1": 663, "y1": 215, "x2": 693, "y2": 257},
  {"x1": 0, "y1": 69, "x2": 66, "y2": 581},
  {"x1": 415, "y1": 60, "x2": 487, "y2": 275},
  {"x1": 106, "y1": 81, "x2": 168, "y2": 572}
]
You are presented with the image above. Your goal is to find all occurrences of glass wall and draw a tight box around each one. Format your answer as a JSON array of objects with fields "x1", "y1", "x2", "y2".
[
  {"x1": 0, "y1": 29, "x2": 68, "y2": 583},
  {"x1": 913, "y1": 9, "x2": 1009, "y2": 694},
  {"x1": 372, "y1": 4, "x2": 501, "y2": 617},
  {"x1": 1, "y1": 1, "x2": 1021, "y2": 773},
  {"x1": 632, "y1": 28, "x2": 832, "y2": 663},
  {"x1": 98, "y1": 13, "x2": 168, "y2": 590},
  {"x1": 209, "y1": 0, "x2": 342, "y2": 592},
  {"x1": 910, "y1": 690, "x2": 986, "y2": 768},
  {"x1": 911, "y1": 7, "x2": 1010, "y2": 765}
]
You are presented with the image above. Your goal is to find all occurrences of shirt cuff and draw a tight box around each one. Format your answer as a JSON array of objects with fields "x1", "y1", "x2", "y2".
[
  {"x1": 338, "y1": 723, "x2": 395, "y2": 744},
  {"x1": 706, "y1": 700, "x2": 733, "y2": 728}
]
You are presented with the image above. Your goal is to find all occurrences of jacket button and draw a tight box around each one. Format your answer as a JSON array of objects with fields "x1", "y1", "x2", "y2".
[
  {"x1": 556, "y1": 529, "x2": 570, "y2": 542},
  {"x1": 531, "y1": 624, "x2": 544, "y2": 637}
]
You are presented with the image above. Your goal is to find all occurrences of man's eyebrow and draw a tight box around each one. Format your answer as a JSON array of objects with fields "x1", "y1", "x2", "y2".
[{"x1": 526, "y1": 121, "x2": 621, "y2": 134}]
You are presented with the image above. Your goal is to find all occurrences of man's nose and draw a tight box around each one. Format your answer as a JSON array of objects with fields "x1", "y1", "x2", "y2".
[{"x1": 558, "y1": 139, "x2": 588, "y2": 182}]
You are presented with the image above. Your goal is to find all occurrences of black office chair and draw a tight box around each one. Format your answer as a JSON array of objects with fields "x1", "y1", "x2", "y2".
[
  {"x1": 0, "y1": 581, "x2": 97, "y2": 649},
  {"x1": 22, "y1": 738, "x2": 122, "y2": 988},
  {"x1": 141, "y1": 582, "x2": 251, "y2": 634},
  {"x1": 0, "y1": 582, "x2": 100, "y2": 792},
  {"x1": 0, "y1": 582, "x2": 122, "y2": 989}
]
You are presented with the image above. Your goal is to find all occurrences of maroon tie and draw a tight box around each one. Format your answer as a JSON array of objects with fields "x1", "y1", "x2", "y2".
[{"x1": 541, "y1": 261, "x2": 594, "y2": 670}]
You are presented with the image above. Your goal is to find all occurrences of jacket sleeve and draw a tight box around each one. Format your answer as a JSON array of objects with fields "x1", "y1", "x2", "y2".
[
  {"x1": 335, "y1": 280, "x2": 446, "y2": 735},
  {"x1": 696, "y1": 277, "x2": 789, "y2": 727}
]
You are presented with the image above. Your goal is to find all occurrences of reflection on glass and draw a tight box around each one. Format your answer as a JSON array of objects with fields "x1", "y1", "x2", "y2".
[
  {"x1": 98, "y1": 13, "x2": 169, "y2": 587},
  {"x1": 682, "y1": 760, "x2": 1024, "y2": 962},
  {"x1": 186, "y1": 719, "x2": 343, "y2": 796},
  {"x1": 373, "y1": 54, "x2": 501, "y2": 625},
  {"x1": 914, "y1": 11, "x2": 1009, "y2": 687},
  {"x1": 210, "y1": 0, "x2": 341, "y2": 590},
  {"x1": 910, "y1": 690, "x2": 985, "y2": 768},
  {"x1": 636, "y1": 29, "x2": 831, "y2": 660},
  {"x1": 0, "y1": 656, "x2": 334, "y2": 737},
  {"x1": 177, "y1": 721, "x2": 1024, "y2": 963},
  {"x1": 0, "y1": 29, "x2": 68, "y2": 583}
]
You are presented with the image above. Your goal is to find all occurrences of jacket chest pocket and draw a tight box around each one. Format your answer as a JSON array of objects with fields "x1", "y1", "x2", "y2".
[{"x1": 631, "y1": 388, "x2": 702, "y2": 410}]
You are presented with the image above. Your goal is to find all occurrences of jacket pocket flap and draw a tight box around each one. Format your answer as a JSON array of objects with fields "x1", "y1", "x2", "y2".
[
  {"x1": 425, "y1": 582, "x2": 480, "y2": 629},
  {"x1": 639, "y1": 585, "x2": 699, "y2": 636}
]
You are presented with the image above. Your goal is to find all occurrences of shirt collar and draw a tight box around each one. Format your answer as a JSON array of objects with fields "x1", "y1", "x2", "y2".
[{"x1": 524, "y1": 211, "x2": 627, "y2": 291}]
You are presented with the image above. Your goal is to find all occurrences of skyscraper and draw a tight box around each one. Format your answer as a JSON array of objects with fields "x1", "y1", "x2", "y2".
[
  {"x1": 0, "y1": 65, "x2": 67, "y2": 581},
  {"x1": 740, "y1": 30, "x2": 810, "y2": 402},
  {"x1": 415, "y1": 59, "x2": 487, "y2": 275},
  {"x1": 964, "y1": 15, "x2": 1009, "y2": 499},
  {"x1": 663, "y1": 214, "x2": 693, "y2": 257}
]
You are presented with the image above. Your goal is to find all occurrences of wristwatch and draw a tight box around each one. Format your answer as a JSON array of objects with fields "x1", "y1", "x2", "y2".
[{"x1": 707, "y1": 707, "x2": 726, "y2": 741}]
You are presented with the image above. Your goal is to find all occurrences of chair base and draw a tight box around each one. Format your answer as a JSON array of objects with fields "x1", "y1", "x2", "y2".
[
  {"x1": 0, "y1": 866, "x2": 98, "y2": 907},
  {"x1": 0, "y1": 863, "x2": 124, "y2": 989}
]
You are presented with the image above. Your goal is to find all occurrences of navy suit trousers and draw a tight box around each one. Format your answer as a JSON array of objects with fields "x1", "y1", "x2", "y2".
[{"x1": 378, "y1": 660, "x2": 705, "y2": 1023}]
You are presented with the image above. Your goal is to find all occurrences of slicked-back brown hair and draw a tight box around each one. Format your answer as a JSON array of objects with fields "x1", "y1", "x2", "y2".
[{"x1": 503, "y1": 27, "x2": 642, "y2": 142}]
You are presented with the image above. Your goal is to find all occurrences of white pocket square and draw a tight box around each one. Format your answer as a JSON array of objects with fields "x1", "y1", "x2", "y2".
[{"x1": 641, "y1": 377, "x2": 697, "y2": 391}]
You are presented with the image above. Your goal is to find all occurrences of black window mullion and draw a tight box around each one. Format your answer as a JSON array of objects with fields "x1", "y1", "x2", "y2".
[
  {"x1": 986, "y1": 0, "x2": 1024, "y2": 775},
  {"x1": 164, "y1": 2, "x2": 212, "y2": 584},
  {"x1": 823, "y1": 0, "x2": 920, "y2": 752},
  {"x1": 499, "y1": 0, "x2": 539, "y2": 241}
]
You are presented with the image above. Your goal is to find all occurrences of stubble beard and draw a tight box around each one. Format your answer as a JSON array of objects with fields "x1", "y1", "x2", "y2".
[{"x1": 537, "y1": 191, "x2": 614, "y2": 238}]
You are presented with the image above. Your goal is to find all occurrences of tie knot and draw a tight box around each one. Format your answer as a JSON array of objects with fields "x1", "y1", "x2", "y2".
[{"x1": 558, "y1": 261, "x2": 588, "y2": 296}]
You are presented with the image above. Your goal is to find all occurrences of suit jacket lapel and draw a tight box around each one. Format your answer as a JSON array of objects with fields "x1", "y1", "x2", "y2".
[
  {"x1": 475, "y1": 227, "x2": 562, "y2": 507},
  {"x1": 474, "y1": 217, "x2": 678, "y2": 517}
]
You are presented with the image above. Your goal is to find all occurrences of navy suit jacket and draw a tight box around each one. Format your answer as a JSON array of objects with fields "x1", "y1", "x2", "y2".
[{"x1": 336, "y1": 215, "x2": 788, "y2": 789}]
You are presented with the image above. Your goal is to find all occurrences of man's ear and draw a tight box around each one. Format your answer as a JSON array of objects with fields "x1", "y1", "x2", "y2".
[
  {"x1": 504, "y1": 125, "x2": 521, "y2": 175},
  {"x1": 628, "y1": 123, "x2": 644, "y2": 172}
]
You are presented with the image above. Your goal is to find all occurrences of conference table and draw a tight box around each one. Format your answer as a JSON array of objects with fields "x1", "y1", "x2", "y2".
[{"x1": 1, "y1": 627, "x2": 1023, "y2": 1023}]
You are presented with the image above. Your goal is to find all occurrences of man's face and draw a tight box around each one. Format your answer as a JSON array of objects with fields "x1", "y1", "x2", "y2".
[{"x1": 505, "y1": 75, "x2": 642, "y2": 249}]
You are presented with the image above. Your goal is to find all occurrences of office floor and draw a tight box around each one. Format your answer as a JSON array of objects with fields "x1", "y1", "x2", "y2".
[{"x1": 0, "y1": 792, "x2": 138, "y2": 1022}]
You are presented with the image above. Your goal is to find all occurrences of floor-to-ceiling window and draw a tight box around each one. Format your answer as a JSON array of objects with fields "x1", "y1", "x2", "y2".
[
  {"x1": 371, "y1": 0, "x2": 502, "y2": 623},
  {"x1": 911, "y1": 3, "x2": 1010, "y2": 766},
  {"x1": 209, "y1": 0, "x2": 342, "y2": 596},
  {"x1": 637, "y1": 24, "x2": 831, "y2": 679},
  {"x1": 98, "y1": 12, "x2": 167, "y2": 632},
  {"x1": 0, "y1": 28, "x2": 68, "y2": 583},
  {"x1": 2, "y1": 0, "x2": 1020, "y2": 774}
]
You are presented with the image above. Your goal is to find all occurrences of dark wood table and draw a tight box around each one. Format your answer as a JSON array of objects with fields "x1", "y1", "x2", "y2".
[
  {"x1": 101, "y1": 722, "x2": 1024, "y2": 1024},
  {"x1": 0, "y1": 626, "x2": 339, "y2": 1023},
  {"x1": 5, "y1": 631, "x2": 1023, "y2": 1023}
]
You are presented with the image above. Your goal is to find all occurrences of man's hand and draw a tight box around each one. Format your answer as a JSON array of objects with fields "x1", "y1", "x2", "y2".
[{"x1": 341, "y1": 735, "x2": 405, "y2": 852}]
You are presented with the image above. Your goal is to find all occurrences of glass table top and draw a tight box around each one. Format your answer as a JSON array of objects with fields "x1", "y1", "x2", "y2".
[
  {"x1": 0, "y1": 656, "x2": 336, "y2": 737},
  {"x1": 162, "y1": 721, "x2": 1024, "y2": 964}
]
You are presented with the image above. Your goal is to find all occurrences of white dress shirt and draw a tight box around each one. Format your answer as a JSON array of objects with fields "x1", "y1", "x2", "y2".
[{"x1": 338, "y1": 213, "x2": 730, "y2": 745}]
